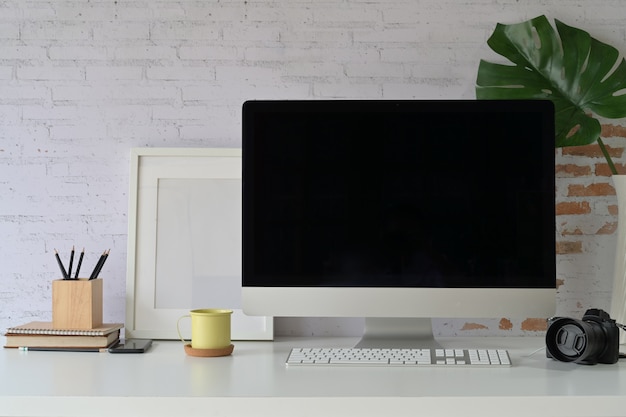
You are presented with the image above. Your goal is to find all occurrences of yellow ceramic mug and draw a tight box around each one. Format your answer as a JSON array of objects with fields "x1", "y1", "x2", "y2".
[{"x1": 176, "y1": 308, "x2": 233, "y2": 349}]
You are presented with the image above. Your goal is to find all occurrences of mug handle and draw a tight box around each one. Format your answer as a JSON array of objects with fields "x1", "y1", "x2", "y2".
[{"x1": 176, "y1": 315, "x2": 191, "y2": 345}]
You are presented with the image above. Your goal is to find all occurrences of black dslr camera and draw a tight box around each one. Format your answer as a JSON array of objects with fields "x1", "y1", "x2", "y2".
[{"x1": 546, "y1": 308, "x2": 620, "y2": 365}]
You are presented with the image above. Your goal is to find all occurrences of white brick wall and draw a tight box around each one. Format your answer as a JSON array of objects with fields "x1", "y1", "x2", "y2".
[{"x1": 1, "y1": 0, "x2": 625, "y2": 337}]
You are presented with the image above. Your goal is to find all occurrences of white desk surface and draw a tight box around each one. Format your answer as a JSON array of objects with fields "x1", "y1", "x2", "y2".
[{"x1": 2, "y1": 336, "x2": 626, "y2": 417}]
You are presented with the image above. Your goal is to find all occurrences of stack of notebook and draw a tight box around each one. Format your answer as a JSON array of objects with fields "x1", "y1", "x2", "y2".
[{"x1": 3, "y1": 321, "x2": 123, "y2": 351}]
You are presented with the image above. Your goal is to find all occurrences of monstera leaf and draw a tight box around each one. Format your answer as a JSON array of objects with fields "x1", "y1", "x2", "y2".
[{"x1": 476, "y1": 15, "x2": 626, "y2": 171}]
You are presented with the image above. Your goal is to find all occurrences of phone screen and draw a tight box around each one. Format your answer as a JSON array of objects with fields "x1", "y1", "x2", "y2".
[{"x1": 109, "y1": 339, "x2": 153, "y2": 353}]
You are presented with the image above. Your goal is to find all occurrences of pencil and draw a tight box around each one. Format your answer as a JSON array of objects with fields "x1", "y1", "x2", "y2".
[
  {"x1": 54, "y1": 249, "x2": 69, "y2": 280},
  {"x1": 92, "y1": 249, "x2": 110, "y2": 280},
  {"x1": 89, "y1": 250, "x2": 107, "y2": 280},
  {"x1": 67, "y1": 246, "x2": 75, "y2": 279},
  {"x1": 74, "y1": 248, "x2": 84, "y2": 279}
]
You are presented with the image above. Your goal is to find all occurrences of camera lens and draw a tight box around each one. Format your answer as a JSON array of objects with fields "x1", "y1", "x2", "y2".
[{"x1": 545, "y1": 318, "x2": 607, "y2": 364}]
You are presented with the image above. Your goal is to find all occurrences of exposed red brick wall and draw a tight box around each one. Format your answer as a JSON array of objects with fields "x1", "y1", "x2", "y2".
[
  {"x1": 556, "y1": 129, "x2": 625, "y2": 247},
  {"x1": 551, "y1": 123, "x2": 626, "y2": 322},
  {"x1": 521, "y1": 318, "x2": 548, "y2": 332}
]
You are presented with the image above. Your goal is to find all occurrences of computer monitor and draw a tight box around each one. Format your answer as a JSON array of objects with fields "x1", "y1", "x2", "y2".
[{"x1": 241, "y1": 99, "x2": 556, "y2": 348}]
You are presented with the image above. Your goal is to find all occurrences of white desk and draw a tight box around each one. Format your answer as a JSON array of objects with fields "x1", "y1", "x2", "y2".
[{"x1": 1, "y1": 336, "x2": 626, "y2": 417}]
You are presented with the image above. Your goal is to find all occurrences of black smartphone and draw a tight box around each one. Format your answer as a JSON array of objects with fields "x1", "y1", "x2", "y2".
[{"x1": 109, "y1": 339, "x2": 153, "y2": 353}]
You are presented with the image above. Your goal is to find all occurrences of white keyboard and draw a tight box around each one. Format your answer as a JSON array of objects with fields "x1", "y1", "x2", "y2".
[{"x1": 286, "y1": 347, "x2": 511, "y2": 367}]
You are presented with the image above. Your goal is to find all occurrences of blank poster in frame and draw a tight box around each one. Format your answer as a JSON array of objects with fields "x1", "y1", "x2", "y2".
[{"x1": 125, "y1": 148, "x2": 273, "y2": 340}]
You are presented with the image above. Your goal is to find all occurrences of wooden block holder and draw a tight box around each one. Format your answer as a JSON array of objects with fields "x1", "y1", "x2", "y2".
[{"x1": 52, "y1": 279, "x2": 103, "y2": 329}]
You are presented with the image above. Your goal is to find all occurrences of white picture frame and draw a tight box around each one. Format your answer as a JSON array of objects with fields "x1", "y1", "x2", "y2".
[{"x1": 125, "y1": 148, "x2": 273, "y2": 340}]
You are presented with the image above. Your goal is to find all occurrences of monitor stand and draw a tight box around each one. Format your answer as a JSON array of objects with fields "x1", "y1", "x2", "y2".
[{"x1": 354, "y1": 317, "x2": 442, "y2": 349}]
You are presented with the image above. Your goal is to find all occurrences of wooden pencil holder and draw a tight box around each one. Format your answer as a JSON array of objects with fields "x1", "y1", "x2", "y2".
[{"x1": 52, "y1": 279, "x2": 103, "y2": 329}]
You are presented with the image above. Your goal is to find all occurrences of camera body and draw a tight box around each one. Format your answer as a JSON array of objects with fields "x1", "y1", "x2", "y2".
[{"x1": 546, "y1": 308, "x2": 620, "y2": 365}]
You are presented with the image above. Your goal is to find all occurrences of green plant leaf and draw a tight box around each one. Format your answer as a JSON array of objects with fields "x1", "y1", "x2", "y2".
[{"x1": 476, "y1": 15, "x2": 626, "y2": 148}]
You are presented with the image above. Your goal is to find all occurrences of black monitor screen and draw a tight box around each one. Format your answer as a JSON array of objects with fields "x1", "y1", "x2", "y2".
[{"x1": 242, "y1": 100, "x2": 555, "y2": 289}]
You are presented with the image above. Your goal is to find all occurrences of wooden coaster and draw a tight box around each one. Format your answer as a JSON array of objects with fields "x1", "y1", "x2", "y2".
[{"x1": 183, "y1": 343, "x2": 234, "y2": 357}]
